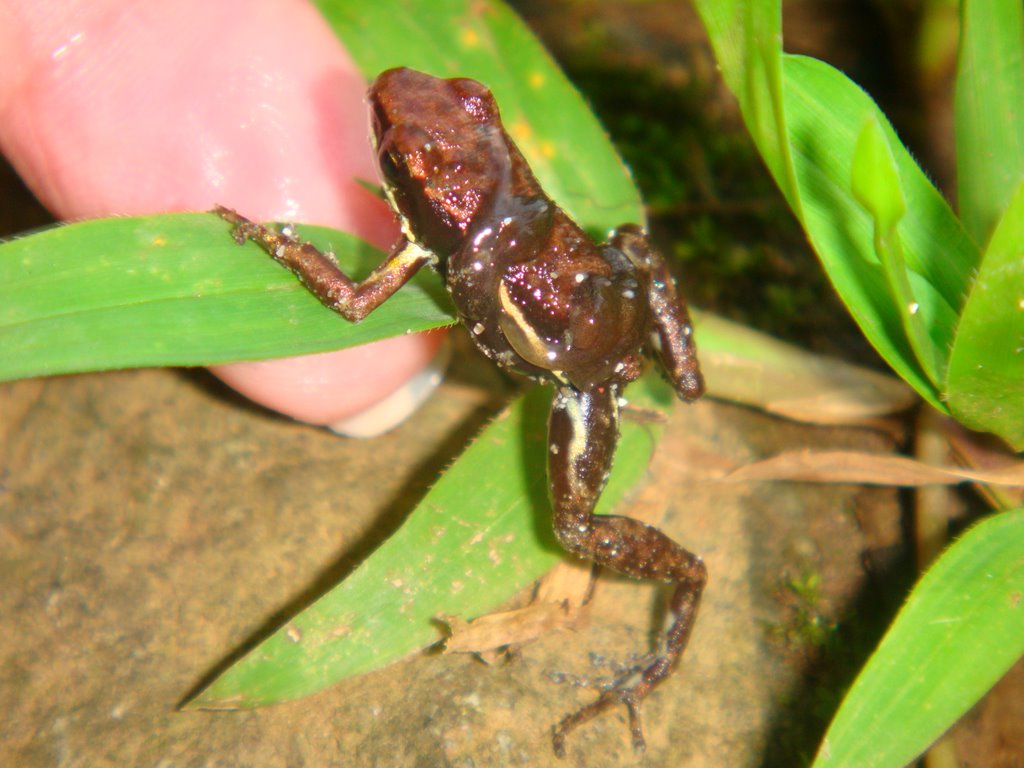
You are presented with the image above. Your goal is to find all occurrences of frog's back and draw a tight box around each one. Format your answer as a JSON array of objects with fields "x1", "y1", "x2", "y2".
[{"x1": 447, "y1": 200, "x2": 649, "y2": 389}]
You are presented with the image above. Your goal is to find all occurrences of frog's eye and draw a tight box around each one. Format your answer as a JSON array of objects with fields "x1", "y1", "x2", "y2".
[
  {"x1": 379, "y1": 125, "x2": 436, "y2": 181},
  {"x1": 379, "y1": 148, "x2": 402, "y2": 180}
]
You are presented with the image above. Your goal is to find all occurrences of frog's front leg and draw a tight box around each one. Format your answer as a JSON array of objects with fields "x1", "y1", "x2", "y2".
[
  {"x1": 548, "y1": 383, "x2": 706, "y2": 756},
  {"x1": 214, "y1": 206, "x2": 432, "y2": 322}
]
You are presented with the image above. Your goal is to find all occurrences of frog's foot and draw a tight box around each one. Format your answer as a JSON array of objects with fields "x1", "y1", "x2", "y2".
[
  {"x1": 548, "y1": 651, "x2": 659, "y2": 692},
  {"x1": 212, "y1": 205, "x2": 299, "y2": 252},
  {"x1": 550, "y1": 569, "x2": 705, "y2": 757},
  {"x1": 552, "y1": 678, "x2": 649, "y2": 757},
  {"x1": 547, "y1": 650, "x2": 654, "y2": 691},
  {"x1": 552, "y1": 644, "x2": 686, "y2": 757}
]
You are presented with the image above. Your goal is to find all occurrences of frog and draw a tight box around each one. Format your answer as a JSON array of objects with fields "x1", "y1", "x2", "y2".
[{"x1": 214, "y1": 66, "x2": 707, "y2": 757}]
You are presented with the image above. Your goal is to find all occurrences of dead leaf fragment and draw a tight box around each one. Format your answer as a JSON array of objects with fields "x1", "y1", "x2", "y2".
[
  {"x1": 696, "y1": 312, "x2": 917, "y2": 426},
  {"x1": 725, "y1": 449, "x2": 1024, "y2": 487},
  {"x1": 441, "y1": 601, "x2": 577, "y2": 658},
  {"x1": 534, "y1": 557, "x2": 594, "y2": 608}
]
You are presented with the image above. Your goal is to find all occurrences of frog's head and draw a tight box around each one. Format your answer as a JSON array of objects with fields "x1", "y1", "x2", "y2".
[{"x1": 368, "y1": 68, "x2": 509, "y2": 252}]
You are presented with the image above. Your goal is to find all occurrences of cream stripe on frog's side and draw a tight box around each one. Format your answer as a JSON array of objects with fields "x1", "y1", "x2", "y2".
[
  {"x1": 553, "y1": 386, "x2": 618, "y2": 500},
  {"x1": 389, "y1": 239, "x2": 436, "y2": 272},
  {"x1": 370, "y1": 129, "x2": 437, "y2": 261},
  {"x1": 496, "y1": 280, "x2": 570, "y2": 387}
]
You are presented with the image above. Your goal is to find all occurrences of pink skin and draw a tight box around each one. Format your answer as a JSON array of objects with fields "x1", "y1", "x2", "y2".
[{"x1": 0, "y1": 0, "x2": 444, "y2": 426}]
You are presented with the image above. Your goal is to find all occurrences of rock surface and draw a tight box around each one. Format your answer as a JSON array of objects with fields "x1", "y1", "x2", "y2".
[{"x1": 0, "y1": 357, "x2": 901, "y2": 767}]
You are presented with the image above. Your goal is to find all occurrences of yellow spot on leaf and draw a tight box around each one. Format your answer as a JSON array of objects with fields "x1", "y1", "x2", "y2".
[
  {"x1": 529, "y1": 72, "x2": 545, "y2": 89},
  {"x1": 329, "y1": 624, "x2": 352, "y2": 638},
  {"x1": 460, "y1": 28, "x2": 480, "y2": 47},
  {"x1": 540, "y1": 141, "x2": 557, "y2": 159},
  {"x1": 509, "y1": 121, "x2": 532, "y2": 142},
  {"x1": 488, "y1": 543, "x2": 502, "y2": 566}
]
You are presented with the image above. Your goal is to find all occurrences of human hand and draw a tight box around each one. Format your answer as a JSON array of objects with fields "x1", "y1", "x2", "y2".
[{"x1": 0, "y1": 0, "x2": 447, "y2": 434}]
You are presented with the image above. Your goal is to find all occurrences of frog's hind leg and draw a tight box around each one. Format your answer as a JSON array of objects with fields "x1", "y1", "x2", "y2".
[
  {"x1": 547, "y1": 384, "x2": 706, "y2": 756},
  {"x1": 611, "y1": 225, "x2": 704, "y2": 402}
]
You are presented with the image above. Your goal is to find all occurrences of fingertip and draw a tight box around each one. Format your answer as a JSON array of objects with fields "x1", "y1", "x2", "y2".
[
  {"x1": 3, "y1": 0, "x2": 446, "y2": 428},
  {"x1": 211, "y1": 329, "x2": 448, "y2": 434}
]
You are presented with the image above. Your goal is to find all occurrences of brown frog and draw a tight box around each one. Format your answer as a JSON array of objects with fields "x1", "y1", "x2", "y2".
[{"x1": 215, "y1": 66, "x2": 706, "y2": 756}]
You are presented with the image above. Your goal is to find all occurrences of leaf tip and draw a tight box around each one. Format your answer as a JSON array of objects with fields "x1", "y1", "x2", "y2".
[{"x1": 851, "y1": 115, "x2": 907, "y2": 233}]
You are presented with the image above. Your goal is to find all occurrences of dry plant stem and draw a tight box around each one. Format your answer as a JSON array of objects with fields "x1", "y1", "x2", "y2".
[
  {"x1": 916, "y1": 407, "x2": 960, "y2": 768},
  {"x1": 723, "y1": 448, "x2": 1024, "y2": 487},
  {"x1": 915, "y1": 408, "x2": 957, "y2": 569}
]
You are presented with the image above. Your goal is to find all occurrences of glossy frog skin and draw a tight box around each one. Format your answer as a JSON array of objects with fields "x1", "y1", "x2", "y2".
[{"x1": 215, "y1": 67, "x2": 707, "y2": 756}]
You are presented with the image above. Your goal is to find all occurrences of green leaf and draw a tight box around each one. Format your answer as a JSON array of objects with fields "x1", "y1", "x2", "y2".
[
  {"x1": 947, "y1": 179, "x2": 1024, "y2": 450},
  {"x1": 691, "y1": 1, "x2": 799, "y2": 210},
  {"x1": 954, "y1": 0, "x2": 1024, "y2": 248},
  {"x1": 318, "y1": 0, "x2": 644, "y2": 235},
  {"x1": 851, "y1": 116, "x2": 907, "y2": 236},
  {"x1": 813, "y1": 510, "x2": 1024, "y2": 768},
  {"x1": 781, "y1": 55, "x2": 974, "y2": 412},
  {"x1": 851, "y1": 116, "x2": 945, "y2": 387},
  {"x1": 189, "y1": 375, "x2": 672, "y2": 707},
  {"x1": 693, "y1": 4, "x2": 1024, "y2": 765},
  {"x1": 0, "y1": 214, "x2": 452, "y2": 381},
  {"x1": 692, "y1": 0, "x2": 978, "y2": 411}
]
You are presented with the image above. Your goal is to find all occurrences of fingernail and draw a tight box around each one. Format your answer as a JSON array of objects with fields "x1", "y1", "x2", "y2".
[{"x1": 328, "y1": 337, "x2": 451, "y2": 437}]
